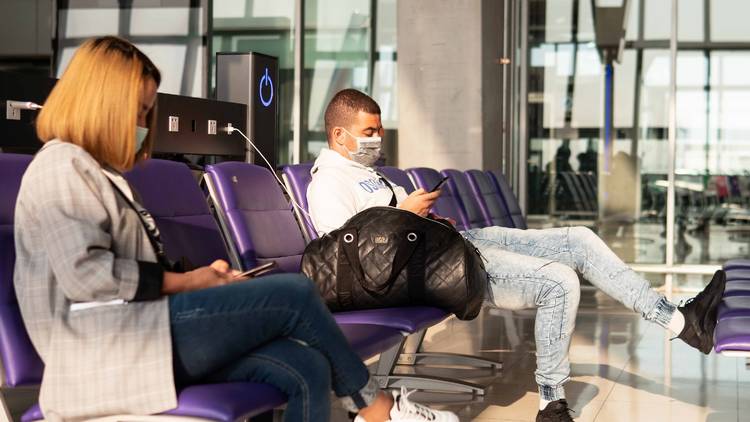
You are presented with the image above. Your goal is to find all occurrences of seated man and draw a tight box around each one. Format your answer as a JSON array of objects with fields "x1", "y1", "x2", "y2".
[{"x1": 307, "y1": 89, "x2": 726, "y2": 422}]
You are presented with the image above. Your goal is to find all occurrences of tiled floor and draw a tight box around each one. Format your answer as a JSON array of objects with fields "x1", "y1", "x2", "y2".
[{"x1": 334, "y1": 288, "x2": 749, "y2": 421}]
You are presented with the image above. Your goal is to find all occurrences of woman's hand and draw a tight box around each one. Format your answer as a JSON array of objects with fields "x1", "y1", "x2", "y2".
[
  {"x1": 397, "y1": 188, "x2": 441, "y2": 217},
  {"x1": 162, "y1": 260, "x2": 241, "y2": 294}
]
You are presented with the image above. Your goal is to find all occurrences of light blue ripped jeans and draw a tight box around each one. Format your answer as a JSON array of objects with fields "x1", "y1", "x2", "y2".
[{"x1": 461, "y1": 226, "x2": 676, "y2": 401}]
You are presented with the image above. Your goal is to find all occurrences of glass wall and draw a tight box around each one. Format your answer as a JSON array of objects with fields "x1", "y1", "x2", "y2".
[
  {"x1": 525, "y1": 0, "x2": 750, "y2": 270},
  {"x1": 52, "y1": 1, "x2": 395, "y2": 165},
  {"x1": 212, "y1": 0, "x2": 296, "y2": 163},
  {"x1": 373, "y1": 0, "x2": 398, "y2": 131},
  {"x1": 212, "y1": 0, "x2": 396, "y2": 164},
  {"x1": 302, "y1": 0, "x2": 371, "y2": 160},
  {"x1": 55, "y1": 1, "x2": 208, "y2": 98}
]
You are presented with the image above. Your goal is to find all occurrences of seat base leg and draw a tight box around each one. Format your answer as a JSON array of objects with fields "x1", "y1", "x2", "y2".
[
  {"x1": 372, "y1": 374, "x2": 487, "y2": 396},
  {"x1": 397, "y1": 352, "x2": 502, "y2": 370}
]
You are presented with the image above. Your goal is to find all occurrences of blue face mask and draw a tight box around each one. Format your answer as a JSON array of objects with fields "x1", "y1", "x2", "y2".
[{"x1": 135, "y1": 126, "x2": 149, "y2": 152}]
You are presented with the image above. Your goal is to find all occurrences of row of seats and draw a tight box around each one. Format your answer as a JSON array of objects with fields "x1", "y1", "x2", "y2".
[
  {"x1": 0, "y1": 155, "x2": 523, "y2": 421},
  {"x1": 281, "y1": 165, "x2": 526, "y2": 244},
  {"x1": 715, "y1": 259, "x2": 750, "y2": 355}
]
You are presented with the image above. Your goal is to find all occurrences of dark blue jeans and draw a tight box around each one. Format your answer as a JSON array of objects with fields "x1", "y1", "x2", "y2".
[{"x1": 169, "y1": 274, "x2": 371, "y2": 422}]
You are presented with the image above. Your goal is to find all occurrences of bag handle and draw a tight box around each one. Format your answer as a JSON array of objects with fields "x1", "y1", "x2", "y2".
[{"x1": 336, "y1": 229, "x2": 426, "y2": 308}]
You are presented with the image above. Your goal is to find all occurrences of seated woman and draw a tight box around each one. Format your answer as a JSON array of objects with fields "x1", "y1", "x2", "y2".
[{"x1": 13, "y1": 36, "x2": 456, "y2": 422}]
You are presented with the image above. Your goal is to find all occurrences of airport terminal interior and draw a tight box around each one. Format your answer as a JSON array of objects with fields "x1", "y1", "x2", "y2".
[{"x1": 2, "y1": 0, "x2": 750, "y2": 421}]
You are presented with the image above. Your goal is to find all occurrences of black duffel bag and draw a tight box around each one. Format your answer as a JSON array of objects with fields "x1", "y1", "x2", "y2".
[{"x1": 301, "y1": 206, "x2": 488, "y2": 320}]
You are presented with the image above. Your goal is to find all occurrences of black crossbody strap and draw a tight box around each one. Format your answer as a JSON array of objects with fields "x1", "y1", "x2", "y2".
[
  {"x1": 374, "y1": 170, "x2": 398, "y2": 207},
  {"x1": 103, "y1": 174, "x2": 172, "y2": 270}
]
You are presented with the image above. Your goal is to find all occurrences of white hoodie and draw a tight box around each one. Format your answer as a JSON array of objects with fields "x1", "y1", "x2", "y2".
[{"x1": 307, "y1": 148, "x2": 408, "y2": 235}]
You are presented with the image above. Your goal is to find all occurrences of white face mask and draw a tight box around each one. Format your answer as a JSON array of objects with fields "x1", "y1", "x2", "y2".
[
  {"x1": 135, "y1": 126, "x2": 149, "y2": 152},
  {"x1": 341, "y1": 128, "x2": 382, "y2": 167}
]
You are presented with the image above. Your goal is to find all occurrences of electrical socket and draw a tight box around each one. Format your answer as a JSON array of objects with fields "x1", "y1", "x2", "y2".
[
  {"x1": 168, "y1": 116, "x2": 179, "y2": 132},
  {"x1": 6, "y1": 101, "x2": 20, "y2": 120},
  {"x1": 208, "y1": 120, "x2": 217, "y2": 135}
]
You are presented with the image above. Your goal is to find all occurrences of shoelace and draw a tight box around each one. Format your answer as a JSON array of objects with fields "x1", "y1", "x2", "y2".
[
  {"x1": 680, "y1": 297, "x2": 694, "y2": 309},
  {"x1": 395, "y1": 387, "x2": 437, "y2": 421},
  {"x1": 544, "y1": 400, "x2": 575, "y2": 422},
  {"x1": 560, "y1": 408, "x2": 575, "y2": 422},
  {"x1": 553, "y1": 403, "x2": 576, "y2": 422}
]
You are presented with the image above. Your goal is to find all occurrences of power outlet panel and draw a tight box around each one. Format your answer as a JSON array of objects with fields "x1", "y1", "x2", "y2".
[
  {"x1": 168, "y1": 116, "x2": 179, "y2": 132},
  {"x1": 6, "y1": 101, "x2": 20, "y2": 120},
  {"x1": 151, "y1": 92, "x2": 246, "y2": 156},
  {"x1": 208, "y1": 120, "x2": 217, "y2": 135}
]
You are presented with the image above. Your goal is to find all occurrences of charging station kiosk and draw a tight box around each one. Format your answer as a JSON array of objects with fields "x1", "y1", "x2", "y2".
[{"x1": 216, "y1": 52, "x2": 279, "y2": 168}]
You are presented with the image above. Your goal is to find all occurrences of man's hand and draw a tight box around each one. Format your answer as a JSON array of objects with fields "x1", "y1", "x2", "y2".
[
  {"x1": 398, "y1": 188, "x2": 441, "y2": 217},
  {"x1": 163, "y1": 259, "x2": 241, "y2": 294}
]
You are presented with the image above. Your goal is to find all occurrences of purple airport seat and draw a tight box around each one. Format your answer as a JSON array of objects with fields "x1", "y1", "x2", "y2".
[
  {"x1": 209, "y1": 162, "x2": 448, "y2": 334},
  {"x1": 0, "y1": 154, "x2": 44, "y2": 389},
  {"x1": 465, "y1": 169, "x2": 514, "y2": 228},
  {"x1": 724, "y1": 269, "x2": 750, "y2": 281},
  {"x1": 339, "y1": 324, "x2": 405, "y2": 360},
  {"x1": 718, "y1": 296, "x2": 750, "y2": 321},
  {"x1": 441, "y1": 169, "x2": 489, "y2": 229},
  {"x1": 332, "y1": 307, "x2": 447, "y2": 333},
  {"x1": 204, "y1": 162, "x2": 307, "y2": 273},
  {"x1": 281, "y1": 163, "x2": 318, "y2": 241},
  {"x1": 487, "y1": 170, "x2": 527, "y2": 229},
  {"x1": 21, "y1": 383, "x2": 286, "y2": 422},
  {"x1": 723, "y1": 259, "x2": 750, "y2": 271},
  {"x1": 722, "y1": 280, "x2": 750, "y2": 297},
  {"x1": 407, "y1": 167, "x2": 471, "y2": 231},
  {"x1": 714, "y1": 316, "x2": 750, "y2": 355},
  {"x1": 378, "y1": 166, "x2": 415, "y2": 194},
  {"x1": 125, "y1": 159, "x2": 231, "y2": 268}
]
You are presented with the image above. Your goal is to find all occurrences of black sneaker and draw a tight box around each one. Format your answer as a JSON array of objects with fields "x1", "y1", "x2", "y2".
[
  {"x1": 536, "y1": 399, "x2": 575, "y2": 422},
  {"x1": 676, "y1": 269, "x2": 727, "y2": 354}
]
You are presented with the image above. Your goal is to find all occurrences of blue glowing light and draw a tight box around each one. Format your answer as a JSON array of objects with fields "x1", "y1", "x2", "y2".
[{"x1": 259, "y1": 67, "x2": 273, "y2": 108}]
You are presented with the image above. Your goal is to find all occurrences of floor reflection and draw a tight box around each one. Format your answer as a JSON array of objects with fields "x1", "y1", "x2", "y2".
[{"x1": 333, "y1": 290, "x2": 748, "y2": 421}]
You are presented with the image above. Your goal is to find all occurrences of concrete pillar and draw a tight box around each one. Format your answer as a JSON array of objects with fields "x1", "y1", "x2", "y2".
[{"x1": 397, "y1": 0, "x2": 503, "y2": 171}]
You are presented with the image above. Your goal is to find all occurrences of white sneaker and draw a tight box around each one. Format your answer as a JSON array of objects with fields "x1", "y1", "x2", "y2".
[
  {"x1": 387, "y1": 387, "x2": 458, "y2": 422},
  {"x1": 351, "y1": 387, "x2": 459, "y2": 422}
]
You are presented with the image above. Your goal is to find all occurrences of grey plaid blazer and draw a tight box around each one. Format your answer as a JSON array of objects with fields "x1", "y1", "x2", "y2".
[{"x1": 13, "y1": 141, "x2": 176, "y2": 421}]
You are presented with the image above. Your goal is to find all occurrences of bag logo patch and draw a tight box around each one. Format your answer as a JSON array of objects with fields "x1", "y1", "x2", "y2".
[{"x1": 373, "y1": 235, "x2": 388, "y2": 244}]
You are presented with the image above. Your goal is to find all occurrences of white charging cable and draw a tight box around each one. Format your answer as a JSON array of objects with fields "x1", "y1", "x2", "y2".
[
  {"x1": 224, "y1": 124, "x2": 312, "y2": 218},
  {"x1": 7, "y1": 101, "x2": 43, "y2": 110}
]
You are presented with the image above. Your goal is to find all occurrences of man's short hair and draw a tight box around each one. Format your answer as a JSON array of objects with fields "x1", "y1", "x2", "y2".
[{"x1": 324, "y1": 89, "x2": 381, "y2": 141}]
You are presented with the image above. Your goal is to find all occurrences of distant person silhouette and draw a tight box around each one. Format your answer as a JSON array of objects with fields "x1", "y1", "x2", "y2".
[
  {"x1": 546, "y1": 143, "x2": 573, "y2": 173},
  {"x1": 577, "y1": 140, "x2": 597, "y2": 173}
]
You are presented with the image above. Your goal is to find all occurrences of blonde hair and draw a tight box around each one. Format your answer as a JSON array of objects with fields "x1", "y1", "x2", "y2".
[{"x1": 37, "y1": 36, "x2": 161, "y2": 170}]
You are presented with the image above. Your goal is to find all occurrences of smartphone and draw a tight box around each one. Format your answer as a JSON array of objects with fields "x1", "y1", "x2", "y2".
[
  {"x1": 429, "y1": 176, "x2": 449, "y2": 193},
  {"x1": 235, "y1": 261, "x2": 277, "y2": 279}
]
